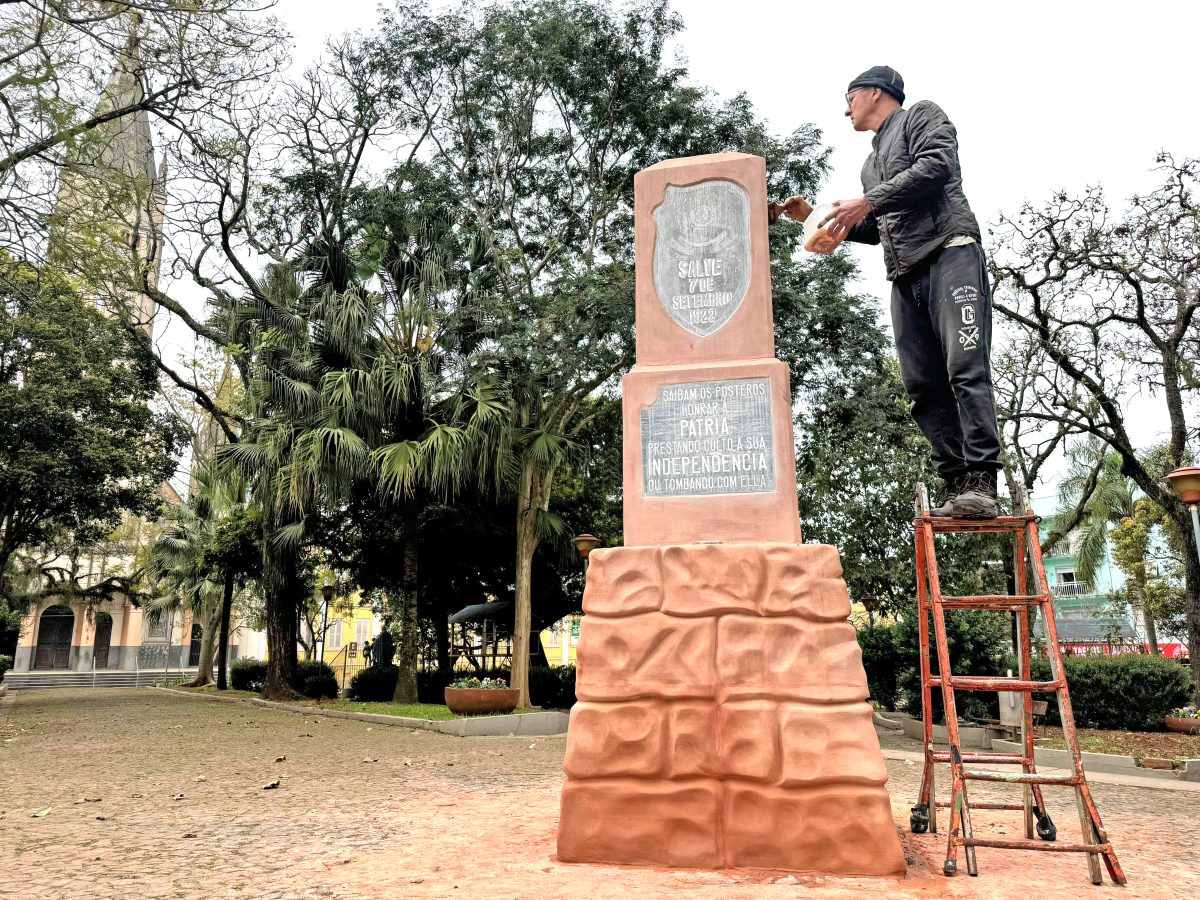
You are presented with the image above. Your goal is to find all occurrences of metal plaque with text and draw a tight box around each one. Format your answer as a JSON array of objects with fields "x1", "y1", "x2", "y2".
[
  {"x1": 652, "y1": 179, "x2": 751, "y2": 337},
  {"x1": 641, "y1": 377, "x2": 775, "y2": 497}
]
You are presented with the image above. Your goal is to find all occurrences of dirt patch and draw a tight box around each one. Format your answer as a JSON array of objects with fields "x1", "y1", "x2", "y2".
[
  {"x1": 0, "y1": 689, "x2": 1197, "y2": 899},
  {"x1": 1037, "y1": 727, "x2": 1200, "y2": 762}
]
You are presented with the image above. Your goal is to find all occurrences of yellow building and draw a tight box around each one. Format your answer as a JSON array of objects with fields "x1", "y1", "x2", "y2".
[
  {"x1": 319, "y1": 600, "x2": 380, "y2": 689},
  {"x1": 540, "y1": 615, "x2": 581, "y2": 667}
]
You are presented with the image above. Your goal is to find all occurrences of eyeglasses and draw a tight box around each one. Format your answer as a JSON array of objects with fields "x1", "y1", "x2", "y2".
[{"x1": 845, "y1": 89, "x2": 863, "y2": 105}]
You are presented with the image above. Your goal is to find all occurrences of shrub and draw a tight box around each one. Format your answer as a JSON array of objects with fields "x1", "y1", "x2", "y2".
[
  {"x1": 857, "y1": 624, "x2": 901, "y2": 711},
  {"x1": 1031, "y1": 653, "x2": 1194, "y2": 732},
  {"x1": 528, "y1": 665, "x2": 576, "y2": 709},
  {"x1": 896, "y1": 609, "x2": 1013, "y2": 723},
  {"x1": 349, "y1": 665, "x2": 400, "y2": 702},
  {"x1": 230, "y1": 658, "x2": 267, "y2": 692},
  {"x1": 0, "y1": 654, "x2": 12, "y2": 680},
  {"x1": 297, "y1": 659, "x2": 338, "y2": 700}
]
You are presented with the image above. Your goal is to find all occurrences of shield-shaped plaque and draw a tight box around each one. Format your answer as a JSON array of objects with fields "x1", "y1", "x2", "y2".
[{"x1": 652, "y1": 179, "x2": 752, "y2": 338}]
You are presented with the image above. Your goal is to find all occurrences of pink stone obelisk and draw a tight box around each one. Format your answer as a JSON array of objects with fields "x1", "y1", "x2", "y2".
[{"x1": 556, "y1": 153, "x2": 905, "y2": 875}]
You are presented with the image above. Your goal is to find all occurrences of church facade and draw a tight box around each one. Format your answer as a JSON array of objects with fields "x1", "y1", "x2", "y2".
[{"x1": 5, "y1": 32, "x2": 238, "y2": 685}]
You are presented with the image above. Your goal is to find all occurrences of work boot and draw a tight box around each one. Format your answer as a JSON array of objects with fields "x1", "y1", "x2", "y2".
[
  {"x1": 939, "y1": 469, "x2": 1000, "y2": 519},
  {"x1": 930, "y1": 473, "x2": 968, "y2": 517}
]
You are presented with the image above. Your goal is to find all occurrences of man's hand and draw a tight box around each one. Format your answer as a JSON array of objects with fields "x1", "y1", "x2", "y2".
[
  {"x1": 820, "y1": 196, "x2": 871, "y2": 237},
  {"x1": 777, "y1": 195, "x2": 813, "y2": 223}
]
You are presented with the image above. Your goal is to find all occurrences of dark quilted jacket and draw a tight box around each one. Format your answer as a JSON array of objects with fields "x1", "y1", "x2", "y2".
[{"x1": 847, "y1": 101, "x2": 981, "y2": 280}]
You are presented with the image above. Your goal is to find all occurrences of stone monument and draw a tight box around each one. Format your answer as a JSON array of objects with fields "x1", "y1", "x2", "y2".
[{"x1": 555, "y1": 153, "x2": 906, "y2": 876}]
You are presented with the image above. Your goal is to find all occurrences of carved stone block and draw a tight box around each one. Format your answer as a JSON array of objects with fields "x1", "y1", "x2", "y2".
[
  {"x1": 716, "y1": 617, "x2": 868, "y2": 702},
  {"x1": 575, "y1": 612, "x2": 718, "y2": 701},
  {"x1": 563, "y1": 701, "x2": 667, "y2": 779},
  {"x1": 557, "y1": 779, "x2": 721, "y2": 867},
  {"x1": 724, "y1": 784, "x2": 906, "y2": 874},
  {"x1": 582, "y1": 546, "x2": 663, "y2": 616}
]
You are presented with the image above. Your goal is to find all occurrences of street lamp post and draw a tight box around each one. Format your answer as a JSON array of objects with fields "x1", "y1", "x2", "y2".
[
  {"x1": 1166, "y1": 466, "x2": 1200, "y2": 568},
  {"x1": 570, "y1": 534, "x2": 600, "y2": 667},
  {"x1": 572, "y1": 533, "x2": 599, "y2": 573},
  {"x1": 316, "y1": 583, "x2": 334, "y2": 663},
  {"x1": 1165, "y1": 467, "x2": 1200, "y2": 692}
]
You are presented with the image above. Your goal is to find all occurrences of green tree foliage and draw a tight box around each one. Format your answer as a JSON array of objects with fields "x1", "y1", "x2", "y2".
[
  {"x1": 146, "y1": 464, "x2": 259, "y2": 687},
  {"x1": 992, "y1": 155, "x2": 1200, "y2": 696},
  {"x1": 0, "y1": 255, "x2": 182, "y2": 626},
  {"x1": 1110, "y1": 498, "x2": 1189, "y2": 648},
  {"x1": 367, "y1": 0, "x2": 834, "y2": 707}
]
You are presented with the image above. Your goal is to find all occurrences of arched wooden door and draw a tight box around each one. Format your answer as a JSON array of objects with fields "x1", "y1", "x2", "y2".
[
  {"x1": 93, "y1": 612, "x2": 113, "y2": 668},
  {"x1": 34, "y1": 605, "x2": 75, "y2": 669},
  {"x1": 188, "y1": 623, "x2": 202, "y2": 667}
]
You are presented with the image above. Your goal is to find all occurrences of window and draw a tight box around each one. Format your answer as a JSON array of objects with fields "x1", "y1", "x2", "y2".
[
  {"x1": 326, "y1": 620, "x2": 343, "y2": 651},
  {"x1": 1057, "y1": 569, "x2": 1077, "y2": 583},
  {"x1": 145, "y1": 615, "x2": 168, "y2": 641},
  {"x1": 545, "y1": 622, "x2": 561, "y2": 648},
  {"x1": 354, "y1": 619, "x2": 372, "y2": 647}
]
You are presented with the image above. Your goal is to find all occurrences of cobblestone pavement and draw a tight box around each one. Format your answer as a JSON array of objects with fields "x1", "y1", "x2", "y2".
[{"x1": 1, "y1": 689, "x2": 1197, "y2": 899}]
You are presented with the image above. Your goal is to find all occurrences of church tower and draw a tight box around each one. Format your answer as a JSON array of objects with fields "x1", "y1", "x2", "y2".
[{"x1": 49, "y1": 23, "x2": 166, "y2": 337}]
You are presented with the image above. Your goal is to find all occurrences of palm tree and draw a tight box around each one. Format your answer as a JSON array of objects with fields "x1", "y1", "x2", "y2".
[
  {"x1": 146, "y1": 465, "x2": 249, "y2": 686},
  {"x1": 1056, "y1": 441, "x2": 1157, "y2": 653},
  {"x1": 222, "y1": 228, "x2": 502, "y2": 701}
]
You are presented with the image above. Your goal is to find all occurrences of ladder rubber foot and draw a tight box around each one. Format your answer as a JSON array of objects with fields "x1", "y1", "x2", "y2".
[
  {"x1": 1036, "y1": 812, "x2": 1057, "y2": 842},
  {"x1": 943, "y1": 859, "x2": 957, "y2": 876},
  {"x1": 909, "y1": 804, "x2": 930, "y2": 834}
]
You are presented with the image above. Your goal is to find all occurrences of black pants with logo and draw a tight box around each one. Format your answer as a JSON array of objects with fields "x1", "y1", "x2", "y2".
[{"x1": 890, "y1": 242, "x2": 1002, "y2": 480}]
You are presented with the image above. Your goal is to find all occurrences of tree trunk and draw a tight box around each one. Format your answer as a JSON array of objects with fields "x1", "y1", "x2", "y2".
[
  {"x1": 393, "y1": 493, "x2": 420, "y2": 703},
  {"x1": 435, "y1": 597, "x2": 451, "y2": 675},
  {"x1": 512, "y1": 463, "x2": 539, "y2": 710},
  {"x1": 216, "y1": 573, "x2": 234, "y2": 690},
  {"x1": 1184, "y1": 520, "x2": 1200, "y2": 704},
  {"x1": 262, "y1": 540, "x2": 301, "y2": 700},
  {"x1": 187, "y1": 601, "x2": 220, "y2": 687}
]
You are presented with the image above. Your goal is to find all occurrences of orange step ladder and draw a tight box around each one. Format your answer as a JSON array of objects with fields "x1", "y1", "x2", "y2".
[{"x1": 908, "y1": 486, "x2": 1126, "y2": 885}]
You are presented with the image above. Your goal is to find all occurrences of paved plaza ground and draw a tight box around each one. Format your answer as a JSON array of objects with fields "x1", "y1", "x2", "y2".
[{"x1": 1, "y1": 689, "x2": 1198, "y2": 899}]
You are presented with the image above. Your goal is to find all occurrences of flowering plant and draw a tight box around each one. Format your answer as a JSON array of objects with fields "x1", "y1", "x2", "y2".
[
  {"x1": 449, "y1": 676, "x2": 510, "y2": 690},
  {"x1": 1169, "y1": 706, "x2": 1199, "y2": 719}
]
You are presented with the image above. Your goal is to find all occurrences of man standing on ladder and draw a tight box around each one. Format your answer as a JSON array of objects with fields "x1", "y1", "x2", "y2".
[{"x1": 774, "y1": 67, "x2": 1001, "y2": 518}]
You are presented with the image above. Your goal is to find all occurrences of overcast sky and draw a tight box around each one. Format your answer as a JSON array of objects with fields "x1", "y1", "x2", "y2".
[{"x1": 173, "y1": 0, "x2": 1198, "y2": 498}]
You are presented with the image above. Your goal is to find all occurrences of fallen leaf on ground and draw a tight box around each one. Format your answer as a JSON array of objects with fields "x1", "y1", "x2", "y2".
[
  {"x1": 95, "y1": 815, "x2": 107, "y2": 821},
  {"x1": 274, "y1": 755, "x2": 286, "y2": 762},
  {"x1": 402, "y1": 759, "x2": 413, "y2": 766},
  {"x1": 362, "y1": 757, "x2": 378, "y2": 763},
  {"x1": 32, "y1": 807, "x2": 51, "y2": 818},
  {"x1": 195, "y1": 776, "x2": 206, "y2": 782},
  {"x1": 171, "y1": 793, "x2": 185, "y2": 801},
  {"x1": 183, "y1": 832, "x2": 197, "y2": 838},
  {"x1": 262, "y1": 779, "x2": 281, "y2": 790}
]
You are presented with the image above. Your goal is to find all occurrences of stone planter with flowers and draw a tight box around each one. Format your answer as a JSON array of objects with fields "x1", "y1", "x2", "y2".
[{"x1": 444, "y1": 676, "x2": 519, "y2": 715}]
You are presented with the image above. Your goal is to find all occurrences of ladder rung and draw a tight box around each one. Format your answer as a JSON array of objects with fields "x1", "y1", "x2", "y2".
[
  {"x1": 938, "y1": 594, "x2": 1047, "y2": 610},
  {"x1": 931, "y1": 751, "x2": 1031, "y2": 765},
  {"x1": 930, "y1": 676, "x2": 1060, "y2": 692},
  {"x1": 962, "y1": 770, "x2": 1079, "y2": 785},
  {"x1": 935, "y1": 801, "x2": 1026, "y2": 810},
  {"x1": 961, "y1": 838, "x2": 1111, "y2": 855},
  {"x1": 920, "y1": 515, "x2": 1035, "y2": 534}
]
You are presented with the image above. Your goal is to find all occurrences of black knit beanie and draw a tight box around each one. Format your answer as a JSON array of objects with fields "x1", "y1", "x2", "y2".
[{"x1": 847, "y1": 66, "x2": 905, "y2": 104}]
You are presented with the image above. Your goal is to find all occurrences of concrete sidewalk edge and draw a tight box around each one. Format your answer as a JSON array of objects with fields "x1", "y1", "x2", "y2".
[{"x1": 152, "y1": 686, "x2": 569, "y2": 736}]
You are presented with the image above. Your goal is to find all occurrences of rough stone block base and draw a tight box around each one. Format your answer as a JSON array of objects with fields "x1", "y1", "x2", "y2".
[{"x1": 556, "y1": 543, "x2": 905, "y2": 875}]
